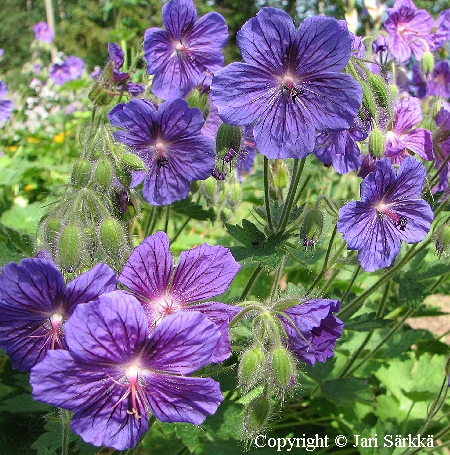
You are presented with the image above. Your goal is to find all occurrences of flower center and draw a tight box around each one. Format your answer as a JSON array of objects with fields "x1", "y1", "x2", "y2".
[
  {"x1": 376, "y1": 203, "x2": 407, "y2": 231},
  {"x1": 280, "y1": 75, "x2": 303, "y2": 101},
  {"x1": 154, "y1": 141, "x2": 169, "y2": 168},
  {"x1": 41, "y1": 312, "x2": 65, "y2": 350},
  {"x1": 174, "y1": 41, "x2": 193, "y2": 61}
]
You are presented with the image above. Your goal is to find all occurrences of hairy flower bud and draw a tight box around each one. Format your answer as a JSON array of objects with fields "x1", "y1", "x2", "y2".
[
  {"x1": 44, "y1": 216, "x2": 61, "y2": 247},
  {"x1": 58, "y1": 224, "x2": 80, "y2": 271},
  {"x1": 94, "y1": 159, "x2": 113, "y2": 186},
  {"x1": 369, "y1": 127, "x2": 385, "y2": 157},
  {"x1": 71, "y1": 159, "x2": 91, "y2": 187},
  {"x1": 421, "y1": 50, "x2": 435, "y2": 75},
  {"x1": 244, "y1": 395, "x2": 271, "y2": 435},
  {"x1": 239, "y1": 347, "x2": 265, "y2": 390},
  {"x1": 120, "y1": 153, "x2": 146, "y2": 171},
  {"x1": 301, "y1": 208, "x2": 324, "y2": 248},
  {"x1": 368, "y1": 73, "x2": 390, "y2": 110},
  {"x1": 272, "y1": 159, "x2": 289, "y2": 190},
  {"x1": 100, "y1": 218, "x2": 125, "y2": 258},
  {"x1": 436, "y1": 225, "x2": 450, "y2": 258},
  {"x1": 216, "y1": 123, "x2": 242, "y2": 157},
  {"x1": 361, "y1": 81, "x2": 377, "y2": 119},
  {"x1": 271, "y1": 347, "x2": 294, "y2": 390},
  {"x1": 88, "y1": 81, "x2": 110, "y2": 106}
]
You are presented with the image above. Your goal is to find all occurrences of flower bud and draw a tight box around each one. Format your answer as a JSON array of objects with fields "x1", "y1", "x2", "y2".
[
  {"x1": 272, "y1": 159, "x2": 289, "y2": 190},
  {"x1": 244, "y1": 396, "x2": 271, "y2": 435},
  {"x1": 94, "y1": 159, "x2": 113, "y2": 186},
  {"x1": 215, "y1": 123, "x2": 242, "y2": 156},
  {"x1": 44, "y1": 216, "x2": 61, "y2": 246},
  {"x1": 271, "y1": 347, "x2": 294, "y2": 390},
  {"x1": 239, "y1": 347, "x2": 265, "y2": 390},
  {"x1": 300, "y1": 208, "x2": 324, "y2": 248},
  {"x1": 116, "y1": 165, "x2": 132, "y2": 188},
  {"x1": 436, "y1": 225, "x2": 450, "y2": 258},
  {"x1": 361, "y1": 81, "x2": 377, "y2": 119},
  {"x1": 88, "y1": 81, "x2": 110, "y2": 106},
  {"x1": 202, "y1": 177, "x2": 217, "y2": 203},
  {"x1": 228, "y1": 182, "x2": 242, "y2": 207},
  {"x1": 421, "y1": 50, "x2": 435, "y2": 75},
  {"x1": 120, "y1": 153, "x2": 146, "y2": 171},
  {"x1": 58, "y1": 224, "x2": 80, "y2": 271},
  {"x1": 431, "y1": 99, "x2": 443, "y2": 120},
  {"x1": 368, "y1": 127, "x2": 386, "y2": 157},
  {"x1": 368, "y1": 73, "x2": 390, "y2": 110},
  {"x1": 100, "y1": 218, "x2": 125, "y2": 258},
  {"x1": 71, "y1": 159, "x2": 91, "y2": 187}
]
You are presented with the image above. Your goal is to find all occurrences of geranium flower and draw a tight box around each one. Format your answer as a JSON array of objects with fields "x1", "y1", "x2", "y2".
[
  {"x1": 33, "y1": 22, "x2": 54, "y2": 44},
  {"x1": 278, "y1": 299, "x2": 343, "y2": 366},
  {"x1": 108, "y1": 98, "x2": 215, "y2": 205},
  {"x1": 314, "y1": 117, "x2": 369, "y2": 174},
  {"x1": 118, "y1": 231, "x2": 241, "y2": 362},
  {"x1": 0, "y1": 81, "x2": 13, "y2": 122},
  {"x1": 143, "y1": 0, "x2": 228, "y2": 99},
  {"x1": 337, "y1": 157, "x2": 433, "y2": 272},
  {"x1": 426, "y1": 60, "x2": 450, "y2": 98},
  {"x1": 50, "y1": 56, "x2": 84, "y2": 84},
  {"x1": 211, "y1": 9, "x2": 362, "y2": 159},
  {"x1": 384, "y1": 96, "x2": 433, "y2": 165},
  {"x1": 384, "y1": 0, "x2": 434, "y2": 63},
  {"x1": 30, "y1": 291, "x2": 223, "y2": 450},
  {"x1": 432, "y1": 101, "x2": 450, "y2": 192},
  {"x1": 0, "y1": 259, "x2": 116, "y2": 371}
]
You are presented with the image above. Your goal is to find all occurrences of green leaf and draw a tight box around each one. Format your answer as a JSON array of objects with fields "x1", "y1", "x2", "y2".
[
  {"x1": 225, "y1": 219, "x2": 265, "y2": 246},
  {"x1": 345, "y1": 312, "x2": 391, "y2": 331},
  {"x1": 321, "y1": 378, "x2": 374, "y2": 404},
  {"x1": 171, "y1": 197, "x2": 216, "y2": 222},
  {"x1": 0, "y1": 222, "x2": 34, "y2": 258},
  {"x1": 174, "y1": 423, "x2": 202, "y2": 452}
]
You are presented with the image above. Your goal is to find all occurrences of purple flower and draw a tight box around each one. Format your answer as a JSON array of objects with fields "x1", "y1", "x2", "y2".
[
  {"x1": 143, "y1": 0, "x2": 228, "y2": 99},
  {"x1": 384, "y1": 96, "x2": 432, "y2": 165},
  {"x1": 384, "y1": 0, "x2": 434, "y2": 63},
  {"x1": 0, "y1": 259, "x2": 116, "y2": 371},
  {"x1": 431, "y1": 9, "x2": 450, "y2": 51},
  {"x1": 427, "y1": 60, "x2": 450, "y2": 98},
  {"x1": 0, "y1": 81, "x2": 13, "y2": 122},
  {"x1": 211, "y1": 9, "x2": 362, "y2": 159},
  {"x1": 278, "y1": 299, "x2": 343, "y2": 366},
  {"x1": 118, "y1": 231, "x2": 241, "y2": 363},
  {"x1": 50, "y1": 56, "x2": 84, "y2": 84},
  {"x1": 432, "y1": 101, "x2": 450, "y2": 192},
  {"x1": 337, "y1": 157, "x2": 433, "y2": 272},
  {"x1": 372, "y1": 35, "x2": 389, "y2": 54},
  {"x1": 30, "y1": 291, "x2": 223, "y2": 450},
  {"x1": 108, "y1": 98, "x2": 215, "y2": 205},
  {"x1": 108, "y1": 42, "x2": 130, "y2": 82},
  {"x1": 314, "y1": 117, "x2": 369, "y2": 174},
  {"x1": 33, "y1": 21, "x2": 54, "y2": 44}
]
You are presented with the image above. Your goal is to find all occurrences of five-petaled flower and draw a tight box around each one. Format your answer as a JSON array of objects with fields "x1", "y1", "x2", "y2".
[
  {"x1": 337, "y1": 157, "x2": 433, "y2": 272},
  {"x1": 119, "y1": 231, "x2": 241, "y2": 363},
  {"x1": 211, "y1": 8, "x2": 362, "y2": 159},
  {"x1": 143, "y1": 0, "x2": 228, "y2": 99},
  {"x1": 108, "y1": 98, "x2": 215, "y2": 206},
  {"x1": 30, "y1": 291, "x2": 223, "y2": 450},
  {"x1": 0, "y1": 258, "x2": 116, "y2": 371}
]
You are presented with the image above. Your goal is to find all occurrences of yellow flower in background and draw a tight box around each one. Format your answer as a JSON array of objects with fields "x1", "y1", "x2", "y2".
[
  {"x1": 27, "y1": 137, "x2": 40, "y2": 143},
  {"x1": 53, "y1": 130, "x2": 71, "y2": 143}
]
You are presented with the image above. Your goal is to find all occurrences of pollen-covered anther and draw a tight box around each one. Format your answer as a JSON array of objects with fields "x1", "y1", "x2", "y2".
[{"x1": 125, "y1": 364, "x2": 142, "y2": 419}]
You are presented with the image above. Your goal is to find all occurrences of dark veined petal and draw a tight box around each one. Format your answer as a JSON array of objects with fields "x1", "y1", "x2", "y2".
[
  {"x1": 108, "y1": 99, "x2": 158, "y2": 146},
  {"x1": 389, "y1": 199, "x2": 433, "y2": 244},
  {"x1": 400, "y1": 129, "x2": 433, "y2": 160},
  {"x1": 189, "y1": 11, "x2": 228, "y2": 52},
  {"x1": 119, "y1": 232, "x2": 173, "y2": 302},
  {"x1": 31, "y1": 350, "x2": 147, "y2": 450},
  {"x1": 211, "y1": 62, "x2": 279, "y2": 126},
  {"x1": 393, "y1": 97, "x2": 423, "y2": 133},
  {"x1": 64, "y1": 263, "x2": 117, "y2": 312},
  {"x1": 0, "y1": 258, "x2": 65, "y2": 313},
  {"x1": 186, "y1": 302, "x2": 241, "y2": 363},
  {"x1": 143, "y1": 28, "x2": 174, "y2": 75},
  {"x1": 158, "y1": 98, "x2": 207, "y2": 142},
  {"x1": 64, "y1": 291, "x2": 148, "y2": 364},
  {"x1": 356, "y1": 216, "x2": 402, "y2": 272},
  {"x1": 140, "y1": 311, "x2": 220, "y2": 374},
  {"x1": 162, "y1": 0, "x2": 197, "y2": 40},
  {"x1": 0, "y1": 304, "x2": 63, "y2": 371},
  {"x1": 171, "y1": 243, "x2": 240, "y2": 303},
  {"x1": 359, "y1": 159, "x2": 396, "y2": 204},
  {"x1": 143, "y1": 373, "x2": 223, "y2": 425},
  {"x1": 384, "y1": 156, "x2": 426, "y2": 201},
  {"x1": 299, "y1": 73, "x2": 362, "y2": 131},
  {"x1": 236, "y1": 8, "x2": 295, "y2": 71},
  {"x1": 295, "y1": 16, "x2": 352, "y2": 74}
]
